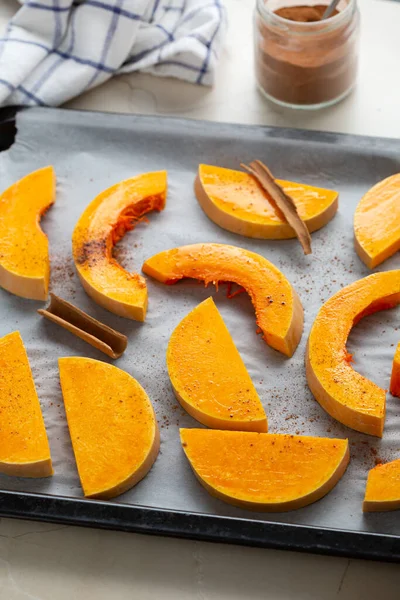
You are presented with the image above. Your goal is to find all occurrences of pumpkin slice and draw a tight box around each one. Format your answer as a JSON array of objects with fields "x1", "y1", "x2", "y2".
[
  {"x1": 354, "y1": 174, "x2": 400, "y2": 268},
  {"x1": 306, "y1": 271, "x2": 400, "y2": 437},
  {"x1": 143, "y1": 243, "x2": 303, "y2": 357},
  {"x1": 72, "y1": 171, "x2": 167, "y2": 321},
  {"x1": 390, "y1": 342, "x2": 400, "y2": 398},
  {"x1": 180, "y1": 429, "x2": 349, "y2": 511},
  {"x1": 167, "y1": 297, "x2": 267, "y2": 431},
  {"x1": 363, "y1": 459, "x2": 400, "y2": 512},
  {"x1": 195, "y1": 164, "x2": 338, "y2": 239},
  {"x1": 0, "y1": 332, "x2": 52, "y2": 477},
  {"x1": 0, "y1": 166, "x2": 55, "y2": 300},
  {"x1": 59, "y1": 357, "x2": 159, "y2": 499}
]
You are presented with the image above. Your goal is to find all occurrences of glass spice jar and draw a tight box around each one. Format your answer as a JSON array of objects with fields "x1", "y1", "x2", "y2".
[{"x1": 254, "y1": 0, "x2": 360, "y2": 109}]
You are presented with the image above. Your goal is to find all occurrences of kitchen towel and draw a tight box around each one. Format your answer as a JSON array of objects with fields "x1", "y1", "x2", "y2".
[{"x1": 0, "y1": 0, "x2": 226, "y2": 107}]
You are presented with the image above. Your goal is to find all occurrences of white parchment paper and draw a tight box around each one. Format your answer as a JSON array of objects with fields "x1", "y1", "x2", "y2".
[{"x1": 1, "y1": 107, "x2": 400, "y2": 536}]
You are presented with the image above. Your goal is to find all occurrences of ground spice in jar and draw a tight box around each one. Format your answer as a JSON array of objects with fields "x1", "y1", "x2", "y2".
[
  {"x1": 254, "y1": 0, "x2": 360, "y2": 108},
  {"x1": 275, "y1": 4, "x2": 337, "y2": 21}
]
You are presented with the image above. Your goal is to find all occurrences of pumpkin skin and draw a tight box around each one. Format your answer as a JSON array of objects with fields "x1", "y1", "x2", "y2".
[
  {"x1": 306, "y1": 271, "x2": 400, "y2": 438},
  {"x1": 0, "y1": 166, "x2": 55, "y2": 300},
  {"x1": 72, "y1": 171, "x2": 167, "y2": 321},
  {"x1": 59, "y1": 357, "x2": 160, "y2": 499},
  {"x1": 180, "y1": 429, "x2": 349, "y2": 512},
  {"x1": 363, "y1": 459, "x2": 400, "y2": 512},
  {"x1": 143, "y1": 243, "x2": 303, "y2": 357},
  {"x1": 354, "y1": 174, "x2": 400, "y2": 268},
  {"x1": 0, "y1": 332, "x2": 52, "y2": 477},
  {"x1": 390, "y1": 342, "x2": 400, "y2": 398},
  {"x1": 167, "y1": 297, "x2": 267, "y2": 431},
  {"x1": 195, "y1": 164, "x2": 339, "y2": 239}
]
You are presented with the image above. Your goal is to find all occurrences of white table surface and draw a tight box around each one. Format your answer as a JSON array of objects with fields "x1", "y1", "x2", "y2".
[{"x1": 1, "y1": 0, "x2": 400, "y2": 598}]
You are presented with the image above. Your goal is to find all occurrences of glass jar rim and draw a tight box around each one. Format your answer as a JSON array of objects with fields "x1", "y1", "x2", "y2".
[{"x1": 256, "y1": 0, "x2": 356, "y2": 33}]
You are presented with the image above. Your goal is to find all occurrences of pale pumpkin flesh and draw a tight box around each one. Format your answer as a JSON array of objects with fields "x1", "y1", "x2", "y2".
[
  {"x1": 354, "y1": 174, "x2": 400, "y2": 268},
  {"x1": 0, "y1": 166, "x2": 55, "y2": 300},
  {"x1": 59, "y1": 357, "x2": 159, "y2": 499},
  {"x1": 306, "y1": 271, "x2": 400, "y2": 438},
  {"x1": 390, "y1": 342, "x2": 400, "y2": 398},
  {"x1": 143, "y1": 243, "x2": 303, "y2": 357},
  {"x1": 180, "y1": 429, "x2": 349, "y2": 512},
  {"x1": 167, "y1": 297, "x2": 267, "y2": 431},
  {"x1": 0, "y1": 332, "x2": 52, "y2": 477},
  {"x1": 363, "y1": 459, "x2": 400, "y2": 512},
  {"x1": 195, "y1": 164, "x2": 338, "y2": 239},
  {"x1": 72, "y1": 171, "x2": 167, "y2": 321}
]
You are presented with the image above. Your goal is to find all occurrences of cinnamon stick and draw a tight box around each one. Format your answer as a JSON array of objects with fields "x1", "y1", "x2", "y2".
[
  {"x1": 38, "y1": 293, "x2": 127, "y2": 359},
  {"x1": 241, "y1": 160, "x2": 312, "y2": 255}
]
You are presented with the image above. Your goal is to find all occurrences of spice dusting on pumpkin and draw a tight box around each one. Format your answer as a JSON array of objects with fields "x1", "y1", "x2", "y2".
[
  {"x1": 307, "y1": 271, "x2": 400, "y2": 437},
  {"x1": 167, "y1": 298, "x2": 267, "y2": 431},
  {"x1": 0, "y1": 331, "x2": 52, "y2": 477},
  {"x1": 354, "y1": 174, "x2": 400, "y2": 268},
  {"x1": 59, "y1": 357, "x2": 159, "y2": 499},
  {"x1": 180, "y1": 429, "x2": 349, "y2": 511},
  {"x1": 195, "y1": 164, "x2": 338, "y2": 240},
  {"x1": 143, "y1": 243, "x2": 304, "y2": 357},
  {"x1": 0, "y1": 166, "x2": 55, "y2": 300},
  {"x1": 363, "y1": 458, "x2": 400, "y2": 512},
  {"x1": 73, "y1": 172, "x2": 167, "y2": 321},
  {"x1": 76, "y1": 239, "x2": 108, "y2": 267}
]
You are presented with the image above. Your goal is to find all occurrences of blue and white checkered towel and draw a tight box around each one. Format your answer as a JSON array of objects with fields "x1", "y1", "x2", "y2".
[{"x1": 0, "y1": 0, "x2": 226, "y2": 107}]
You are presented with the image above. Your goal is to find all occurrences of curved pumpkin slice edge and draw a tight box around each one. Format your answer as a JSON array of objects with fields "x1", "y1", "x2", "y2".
[
  {"x1": 195, "y1": 164, "x2": 339, "y2": 240},
  {"x1": 363, "y1": 459, "x2": 400, "y2": 512},
  {"x1": 59, "y1": 357, "x2": 159, "y2": 499},
  {"x1": 306, "y1": 271, "x2": 400, "y2": 437},
  {"x1": 180, "y1": 429, "x2": 349, "y2": 512},
  {"x1": 72, "y1": 171, "x2": 167, "y2": 321},
  {"x1": 354, "y1": 174, "x2": 400, "y2": 268},
  {"x1": 390, "y1": 342, "x2": 400, "y2": 398},
  {"x1": 0, "y1": 166, "x2": 55, "y2": 300},
  {"x1": 167, "y1": 297, "x2": 267, "y2": 431},
  {"x1": 143, "y1": 243, "x2": 304, "y2": 357},
  {"x1": 0, "y1": 331, "x2": 53, "y2": 477}
]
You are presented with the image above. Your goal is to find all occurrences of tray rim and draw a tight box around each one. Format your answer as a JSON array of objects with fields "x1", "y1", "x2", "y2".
[
  {"x1": 2, "y1": 104, "x2": 400, "y2": 152},
  {"x1": 1, "y1": 104, "x2": 399, "y2": 562}
]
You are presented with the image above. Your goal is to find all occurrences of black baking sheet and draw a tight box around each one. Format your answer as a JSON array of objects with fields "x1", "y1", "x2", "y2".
[{"x1": 0, "y1": 106, "x2": 400, "y2": 562}]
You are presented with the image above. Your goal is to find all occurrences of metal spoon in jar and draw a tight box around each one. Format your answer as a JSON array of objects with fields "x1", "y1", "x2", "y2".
[{"x1": 322, "y1": 0, "x2": 341, "y2": 19}]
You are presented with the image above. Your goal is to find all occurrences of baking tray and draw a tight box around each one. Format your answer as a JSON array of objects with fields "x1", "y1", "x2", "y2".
[{"x1": 1, "y1": 105, "x2": 400, "y2": 562}]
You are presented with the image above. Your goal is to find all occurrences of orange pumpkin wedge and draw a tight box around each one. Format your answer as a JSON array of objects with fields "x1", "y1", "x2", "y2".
[
  {"x1": 143, "y1": 243, "x2": 303, "y2": 357},
  {"x1": 195, "y1": 164, "x2": 339, "y2": 239},
  {"x1": 59, "y1": 357, "x2": 160, "y2": 499},
  {"x1": 167, "y1": 297, "x2": 267, "y2": 431},
  {"x1": 0, "y1": 332, "x2": 52, "y2": 477},
  {"x1": 306, "y1": 271, "x2": 400, "y2": 437},
  {"x1": 0, "y1": 166, "x2": 55, "y2": 300},
  {"x1": 363, "y1": 459, "x2": 400, "y2": 512},
  {"x1": 72, "y1": 171, "x2": 167, "y2": 321},
  {"x1": 180, "y1": 429, "x2": 349, "y2": 512},
  {"x1": 390, "y1": 342, "x2": 400, "y2": 398},
  {"x1": 354, "y1": 174, "x2": 400, "y2": 268}
]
